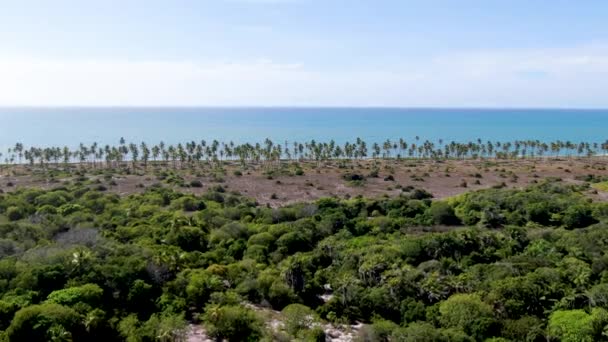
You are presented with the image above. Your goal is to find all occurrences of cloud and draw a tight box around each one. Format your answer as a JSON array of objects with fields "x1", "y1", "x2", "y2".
[{"x1": 1, "y1": 44, "x2": 607, "y2": 107}]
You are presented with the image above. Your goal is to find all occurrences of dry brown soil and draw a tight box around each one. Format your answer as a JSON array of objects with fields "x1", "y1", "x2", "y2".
[{"x1": 1, "y1": 158, "x2": 607, "y2": 206}]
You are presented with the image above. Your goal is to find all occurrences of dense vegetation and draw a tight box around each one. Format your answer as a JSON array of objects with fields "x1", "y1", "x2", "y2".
[
  {"x1": 0, "y1": 177, "x2": 607, "y2": 341},
  {"x1": 3, "y1": 137, "x2": 608, "y2": 171}
]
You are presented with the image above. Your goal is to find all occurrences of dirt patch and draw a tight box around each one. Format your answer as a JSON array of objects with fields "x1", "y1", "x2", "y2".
[{"x1": 1, "y1": 158, "x2": 607, "y2": 206}]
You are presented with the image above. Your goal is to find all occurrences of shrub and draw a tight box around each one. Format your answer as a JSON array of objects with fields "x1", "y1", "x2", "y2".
[
  {"x1": 342, "y1": 173, "x2": 365, "y2": 182},
  {"x1": 390, "y1": 322, "x2": 442, "y2": 341},
  {"x1": 6, "y1": 206, "x2": 24, "y2": 221},
  {"x1": 428, "y1": 202, "x2": 460, "y2": 225},
  {"x1": 46, "y1": 284, "x2": 103, "y2": 308},
  {"x1": 209, "y1": 185, "x2": 226, "y2": 193},
  {"x1": 35, "y1": 192, "x2": 69, "y2": 207},
  {"x1": 303, "y1": 327, "x2": 326, "y2": 342},
  {"x1": 6, "y1": 303, "x2": 85, "y2": 341},
  {"x1": 167, "y1": 226, "x2": 207, "y2": 252},
  {"x1": 563, "y1": 204, "x2": 597, "y2": 229},
  {"x1": 492, "y1": 182, "x2": 506, "y2": 189},
  {"x1": 203, "y1": 191, "x2": 225, "y2": 203},
  {"x1": 189, "y1": 179, "x2": 203, "y2": 188},
  {"x1": 359, "y1": 319, "x2": 398, "y2": 341},
  {"x1": 547, "y1": 309, "x2": 606, "y2": 342},
  {"x1": 588, "y1": 283, "x2": 608, "y2": 308},
  {"x1": 186, "y1": 271, "x2": 224, "y2": 309},
  {"x1": 202, "y1": 305, "x2": 262, "y2": 341},
  {"x1": 58, "y1": 203, "x2": 86, "y2": 216},
  {"x1": 501, "y1": 316, "x2": 544, "y2": 342},
  {"x1": 172, "y1": 196, "x2": 205, "y2": 211},
  {"x1": 282, "y1": 304, "x2": 317, "y2": 336},
  {"x1": 439, "y1": 293, "x2": 496, "y2": 340},
  {"x1": 409, "y1": 188, "x2": 433, "y2": 200}
]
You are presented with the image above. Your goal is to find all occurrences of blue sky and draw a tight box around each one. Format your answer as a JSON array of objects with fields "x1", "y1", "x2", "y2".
[{"x1": 1, "y1": 0, "x2": 607, "y2": 107}]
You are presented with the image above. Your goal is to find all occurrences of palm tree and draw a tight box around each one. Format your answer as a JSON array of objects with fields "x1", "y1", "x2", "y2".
[
  {"x1": 167, "y1": 145, "x2": 176, "y2": 169},
  {"x1": 13, "y1": 143, "x2": 23, "y2": 164},
  {"x1": 141, "y1": 142, "x2": 150, "y2": 170},
  {"x1": 382, "y1": 139, "x2": 392, "y2": 159},
  {"x1": 90, "y1": 142, "x2": 98, "y2": 168},
  {"x1": 128, "y1": 143, "x2": 139, "y2": 170},
  {"x1": 152, "y1": 145, "x2": 160, "y2": 163}
]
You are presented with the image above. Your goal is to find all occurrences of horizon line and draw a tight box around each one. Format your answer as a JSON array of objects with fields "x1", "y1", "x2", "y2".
[{"x1": 0, "y1": 105, "x2": 608, "y2": 111}]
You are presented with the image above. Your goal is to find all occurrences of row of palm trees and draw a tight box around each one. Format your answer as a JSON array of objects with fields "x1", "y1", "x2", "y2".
[{"x1": 2, "y1": 137, "x2": 608, "y2": 170}]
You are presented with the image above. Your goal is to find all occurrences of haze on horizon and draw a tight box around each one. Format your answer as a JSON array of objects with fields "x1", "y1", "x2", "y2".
[{"x1": 1, "y1": 0, "x2": 607, "y2": 108}]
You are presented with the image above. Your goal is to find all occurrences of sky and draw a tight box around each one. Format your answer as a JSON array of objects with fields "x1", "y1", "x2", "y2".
[{"x1": 1, "y1": 0, "x2": 608, "y2": 107}]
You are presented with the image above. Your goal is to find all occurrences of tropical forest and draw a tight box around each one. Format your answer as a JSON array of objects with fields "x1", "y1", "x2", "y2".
[{"x1": 0, "y1": 137, "x2": 607, "y2": 341}]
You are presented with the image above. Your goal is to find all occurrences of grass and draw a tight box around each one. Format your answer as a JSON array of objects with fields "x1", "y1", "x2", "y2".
[
  {"x1": 347, "y1": 179, "x2": 366, "y2": 187},
  {"x1": 591, "y1": 181, "x2": 608, "y2": 192}
]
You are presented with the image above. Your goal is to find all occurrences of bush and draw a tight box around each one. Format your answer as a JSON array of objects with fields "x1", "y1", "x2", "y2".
[
  {"x1": 189, "y1": 179, "x2": 203, "y2": 188},
  {"x1": 94, "y1": 184, "x2": 108, "y2": 191},
  {"x1": 303, "y1": 327, "x2": 326, "y2": 342},
  {"x1": 118, "y1": 313, "x2": 188, "y2": 342},
  {"x1": 439, "y1": 293, "x2": 496, "y2": 340},
  {"x1": 428, "y1": 202, "x2": 460, "y2": 225},
  {"x1": 186, "y1": 271, "x2": 224, "y2": 309},
  {"x1": 203, "y1": 191, "x2": 225, "y2": 203},
  {"x1": 359, "y1": 319, "x2": 398, "y2": 341},
  {"x1": 35, "y1": 192, "x2": 69, "y2": 207},
  {"x1": 57, "y1": 203, "x2": 85, "y2": 216},
  {"x1": 588, "y1": 283, "x2": 608, "y2": 308},
  {"x1": 0, "y1": 300, "x2": 19, "y2": 330},
  {"x1": 209, "y1": 185, "x2": 226, "y2": 193},
  {"x1": 6, "y1": 303, "x2": 85, "y2": 341},
  {"x1": 492, "y1": 182, "x2": 507, "y2": 189},
  {"x1": 46, "y1": 283, "x2": 103, "y2": 309},
  {"x1": 6, "y1": 206, "x2": 24, "y2": 221},
  {"x1": 202, "y1": 305, "x2": 262, "y2": 341},
  {"x1": 172, "y1": 196, "x2": 205, "y2": 211},
  {"x1": 167, "y1": 226, "x2": 207, "y2": 252},
  {"x1": 547, "y1": 309, "x2": 604, "y2": 342},
  {"x1": 342, "y1": 173, "x2": 365, "y2": 182},
  {"x1": 563, "y1": 204, "x2": 597, "y2": 229},
  {"x1": 248, "y1": 232, "x2": 275, "y2": 248},
  {"x1": 390, "y1": 322, "x2": 442, "y2": 341},
  {"x1": 282, "y1": 304, "x2": 317, "y2": 336},
  {"x1": 501, "y1": 316, "x2": 544, "y2": 341},
  {"x1": 525, "y1": 202, "x2": 554, "y2": 226},
  {"x1": 410, "y1": 188, "x2": 433, "y2": 200}
]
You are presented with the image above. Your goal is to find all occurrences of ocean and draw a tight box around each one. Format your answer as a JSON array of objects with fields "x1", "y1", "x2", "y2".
[{"x1": 0, "y1": 107, "x2": 607, "y2": 151}]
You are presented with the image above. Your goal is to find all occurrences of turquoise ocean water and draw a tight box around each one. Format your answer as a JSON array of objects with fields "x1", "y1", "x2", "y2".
[{"x1": 0, "y1": 107, "x2": 606, "y2": 151}]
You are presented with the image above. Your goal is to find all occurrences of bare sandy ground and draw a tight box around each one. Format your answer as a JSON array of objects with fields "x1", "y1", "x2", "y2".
[{"x1": 1, "y1": 158, "x2": 606, "y2": 206}]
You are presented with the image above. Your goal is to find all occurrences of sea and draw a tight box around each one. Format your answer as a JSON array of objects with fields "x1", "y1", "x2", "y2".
[{"x1": 0, "y1": 107, "x2": 607, "y2": 151}]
